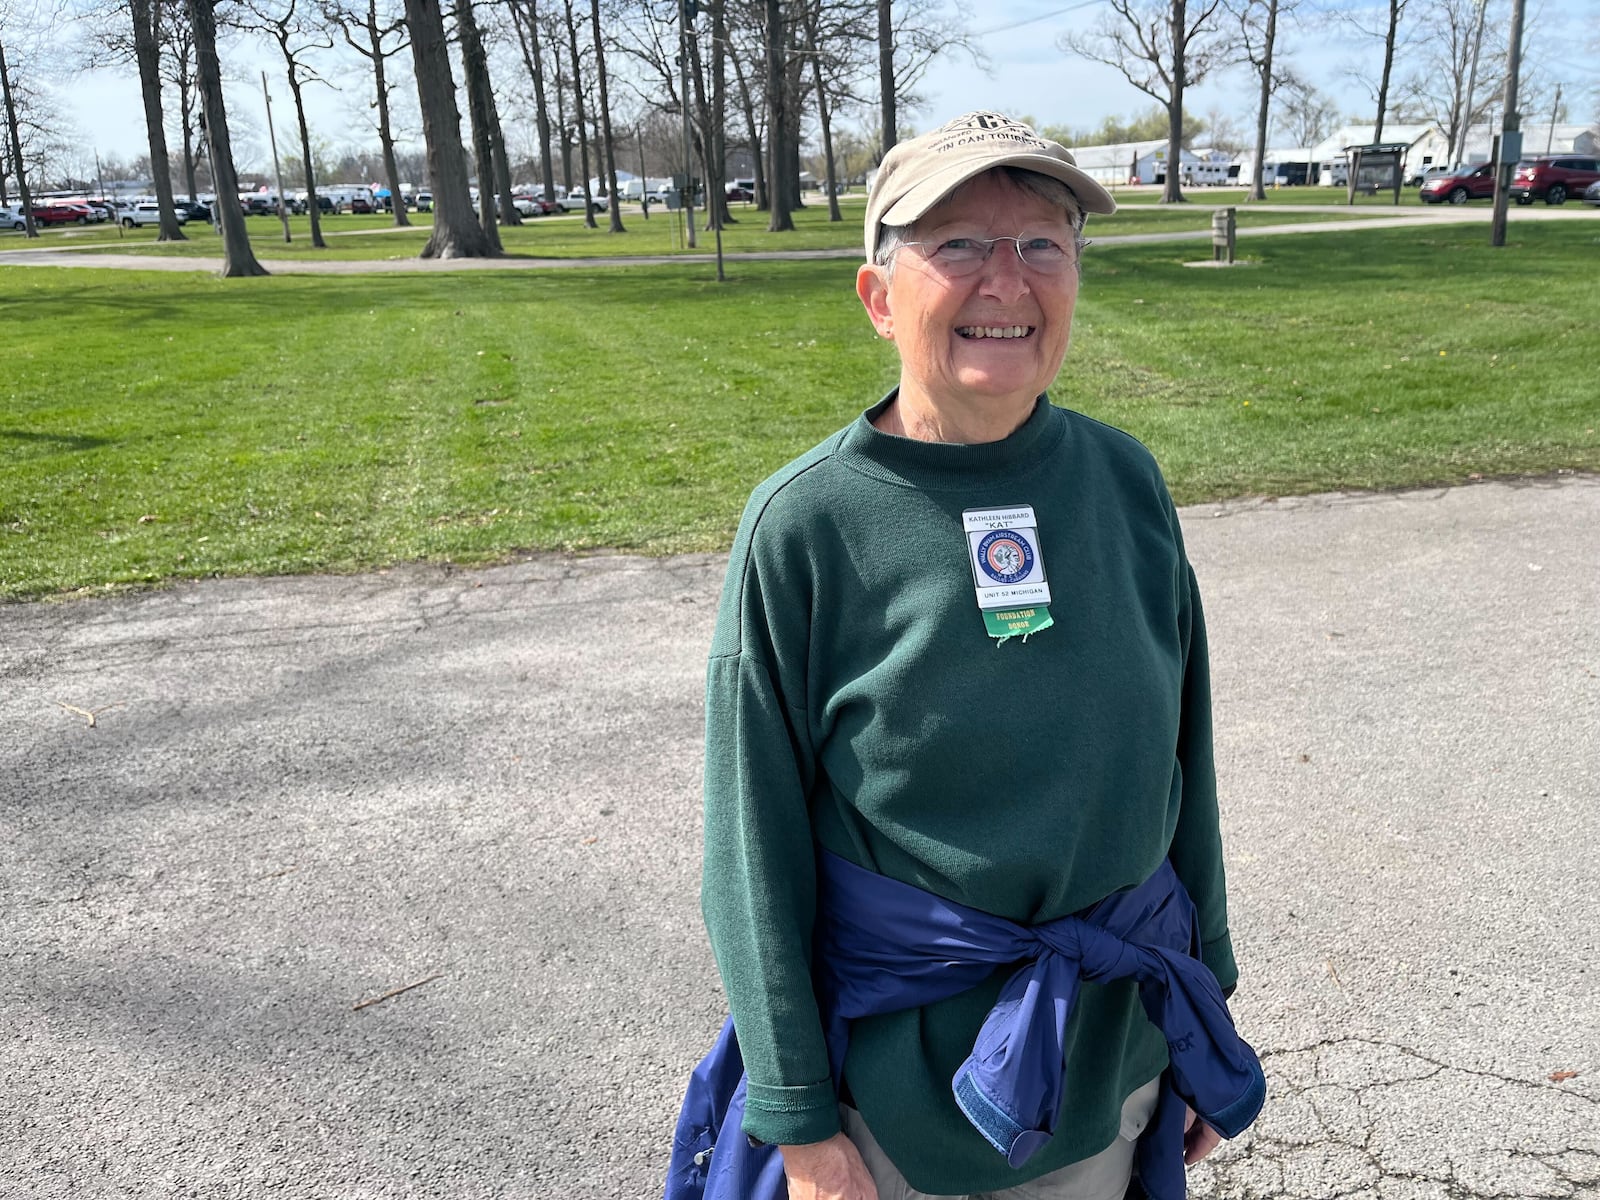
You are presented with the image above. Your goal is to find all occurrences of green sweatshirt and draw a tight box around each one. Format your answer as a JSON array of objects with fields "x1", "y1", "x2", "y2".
[{"x1": 701, "y1": 394, "x2": 1237, "y2": 1195}]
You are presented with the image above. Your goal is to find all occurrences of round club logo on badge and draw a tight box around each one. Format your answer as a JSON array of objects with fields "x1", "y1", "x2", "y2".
[{"x1": 976, "y1": 530, "x2": 1034, "y2": 586}]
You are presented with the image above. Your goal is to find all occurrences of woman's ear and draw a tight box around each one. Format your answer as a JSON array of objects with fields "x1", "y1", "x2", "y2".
[{"x1": 856, "y1": 263, "x2": 894, "y2": 340}]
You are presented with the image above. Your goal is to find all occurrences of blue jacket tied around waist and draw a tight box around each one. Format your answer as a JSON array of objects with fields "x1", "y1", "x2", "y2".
[{"x1": 666, "y1": 854, "x2": 1266, "y2": 1200}]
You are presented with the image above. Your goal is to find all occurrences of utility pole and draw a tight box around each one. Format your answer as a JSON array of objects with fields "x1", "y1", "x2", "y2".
[
  {"x1": 262, "y1": 71, "x2": 291, "y2": 243},
  {"x1": 1546, "y1": 84, "x2": 1561, "y2": 153},
  {"x1": 1490, "y1": 0, "x2": 1525, "y2": 247}
]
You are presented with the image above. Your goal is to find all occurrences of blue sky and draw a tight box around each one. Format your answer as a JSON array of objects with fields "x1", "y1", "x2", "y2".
[{"x1": 53, "y1": 0, "x2": 1600, "y2": 174}]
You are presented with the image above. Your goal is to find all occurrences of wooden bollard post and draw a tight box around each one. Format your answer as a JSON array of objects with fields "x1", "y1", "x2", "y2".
[{"x1": 1211, "y1": 207, "x2": 1236, "y2": 263}]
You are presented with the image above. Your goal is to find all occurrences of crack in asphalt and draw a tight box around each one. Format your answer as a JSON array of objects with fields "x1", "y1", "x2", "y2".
[{"x1": 1192, "y1": 1037, "x2": 1599, "y2": 1198}]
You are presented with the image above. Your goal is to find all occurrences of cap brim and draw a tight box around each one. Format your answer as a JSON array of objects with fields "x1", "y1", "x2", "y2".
[{"x1": 879, "y1": 150, "x2": 1117, "y2": 229}]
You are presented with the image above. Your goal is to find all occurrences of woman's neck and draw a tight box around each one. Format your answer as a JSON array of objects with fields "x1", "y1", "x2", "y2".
[{"x1": 871, "y1": 386, "x2": 1035, "y2": 445}]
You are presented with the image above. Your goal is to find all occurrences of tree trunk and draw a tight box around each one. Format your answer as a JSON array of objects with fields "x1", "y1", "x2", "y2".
[
  {"x1": 1249, "y1": 0, "x2": 1278, "y2": 202},
  {"x1": 765, "y1": 0, "x2": 793, "y2": 230},
  {"x1": 729, "y1": 49, "x2": 766, "y2": 211},
  {"x1": 877, "y1": 0, "x2": 895, "y2": 157},
  {"x1": 1374, "y1": 0, "x2": 1402, "y2": 143},
  {"x1": 181, "y1": 99, "x2": 199, "y2": 199},
  {"x1": 457, "y1": 0, "x2": 509, "y2": 245},
  {"x1": 403, "y1": 0, "x2": 496, "y2": 257},
  {"x1": 551, "y1": 39, "x2": 574, "y2": 188},
  {"x1": 563, "y1": 0, "x2": 596, "y2": 228},
  {"x1": 363, "y1": 0, "x2": 410, "y2": 227},
  {"x1": 684, "y1": 0, "x2": 719, "y2": 230},
  {"x1": 288, "y1": 72, "x2": 326, "y2": 248},
  {"x1": 805, "y1": 6, "x2": 840, "y2": 221},
  {"x1": 1454, "y1": 0, "x2": 1488, "y2": 164},
  {"x1": 509, "y1": 0, "x2": 557, "y2": 204},
  {"x1": 589, "y1": 0, "x2": 625, "y2": 232},
  {"x1": 1162, "y1": 0, "x2": 1187, "y2": 204},
  {"x1": 708, "y1": 0, "x2": 732, "y2": 227},
  {"x1": 187, "y1": 0, "x2": 267, "y2": 275},
  {"x1": 492, "y1": 129, "x2": 517, "y2": 226},
  {"x1": 131, "y1": 0, "x2": 187, "y2": 240},
  {"x1": 0, "y1": 38, "x2": 39, "y2": 238}
]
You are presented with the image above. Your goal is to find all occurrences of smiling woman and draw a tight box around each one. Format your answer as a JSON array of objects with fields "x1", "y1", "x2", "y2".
[{"x1": 669, "y1": 112, "x2": 1266, "y2": 1200}]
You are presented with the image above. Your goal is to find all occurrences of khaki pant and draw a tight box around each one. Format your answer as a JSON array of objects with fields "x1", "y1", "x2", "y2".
[{"x1": 840, "y1": 1076, "x2": 1161, "y2": 1200}]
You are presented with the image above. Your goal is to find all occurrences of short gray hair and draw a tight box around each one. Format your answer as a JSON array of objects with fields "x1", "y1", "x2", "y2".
[{"x1": 874, "y1": 167, "x2": 1088, "y2": 274}]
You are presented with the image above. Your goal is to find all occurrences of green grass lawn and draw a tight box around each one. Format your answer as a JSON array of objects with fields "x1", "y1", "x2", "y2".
[
  {"x1": 6, "y1": 195, "x2": 1371, "y2": 263},
  {"x1": 2, "y1": 221, "x2": 1596, "y2": 600}
]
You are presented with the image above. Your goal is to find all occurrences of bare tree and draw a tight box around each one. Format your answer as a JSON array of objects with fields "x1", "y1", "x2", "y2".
[
  {"x1": 764, "y1": 0, "x2": 793, "y2": 229},
  {"x1": 1063, "y1": 0, "x2": 1227, "y2": 203},
  {"x1": 156, "y1": 6, "x2": 201, "y2": 199},
  {"x1": 589, "y1": 0, "x2": 624, "y2": 231},
  {"x1": 1274, "y1": 70, "x2": 1337, "y2": 147},
  {"x1": 728, "y1": 39, "x2": 767, "y2": 208},
  {"x1": 401, "y1": 0, "x2": 496, "y2": 256},
  {"x1": 0, "y1": 33, "x2": 39, "y2": 236},
  {"x1": 456, "y1": 0, "x2": 512, "y2": 243},
  {"x1": 801, "y1": 0, "x2": 841, "y2": 220},
  {"x1": 234, "y1": 0, "x2": 333, "y2": 247},
  {"x1": 187, "y1": 0, "x2": 268, "y2": 275},
  {"x1": 1341, "y1": 0, "x2": 1411, "y2": 142},
  {"x1": 1396, "y1": 0, "x2": 1500, "y2": 164},
  {"x1": 560, "y1": 0, "x2": 596, "y2": 226},
  {"x1": 876, "y1": 0, "x2": 893, "y2": 155},
  {"x1": 705, "y1": 0, "x2": 732, "y2": 228},
  {"x1": 505, "y1": 0, "x2": 557, "y2": 202},
  {"x1": 1229, "y1": 0, "x2": 1292, "y2": 200},
  {"x1": 126, "y1": 0, "x2": 189, "y2": 237},
  {"x1": 326, "y1": 0, "x2": 411, "y2": 226}
]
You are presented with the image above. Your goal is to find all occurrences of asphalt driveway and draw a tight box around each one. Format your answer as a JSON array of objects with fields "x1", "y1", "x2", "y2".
[{"x1": 4, "y1": 476, "x2": 1597, "y2": 1198}]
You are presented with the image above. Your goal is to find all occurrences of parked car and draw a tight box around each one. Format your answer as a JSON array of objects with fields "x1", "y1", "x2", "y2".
[
  {"x1": 2, "y1": 204, "x2": 27, "y2": 230},
  {"x1": 121, "y1": 202, "x2": 188, "y2": 228},
  {"x1": 512, "y1": 193, "x2": 560, "y2": 216},
  {"x1": 414, "y1": 191, "x2": 433, "y2": 212},
  {"x1": 1408, "y1": 163, "x2": 1462, "y2": 187},
  {"x1": 29, "y1": 201, "x2": 93, "y2": 226},
  {"x1": 1418, "y1": 162, "x2": 1495, "y2": 205},
  {"x1": 1585, "y1": 179, "x2": 1600, "y2": 207},
  {"x1": 724, "y1": 184, "x2": 754, "y2": 203},
  {"x1": 174, "y1": 200, "x2": 212, "y2": 223},
  {"x1": 559, "y1": 188, "x2": 607, "y2": 213},
  {"x1": 350, "y1": 194, "x2": 375, "y2": 214},
  {"x1": 1508, "y1": 155, "x2": 1600, "y2": 205}
]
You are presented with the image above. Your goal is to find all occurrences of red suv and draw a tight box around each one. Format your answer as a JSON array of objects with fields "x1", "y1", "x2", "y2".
[
  {"x1": 1509, "y1": 156, "x2": 1600, "y2": 205},
  {"x1": 1419, "y1": 163, "x2": 1495, "y2": 204},
  {"x1": 29, "y1": 202, "x2": 93, "y2": 226}
]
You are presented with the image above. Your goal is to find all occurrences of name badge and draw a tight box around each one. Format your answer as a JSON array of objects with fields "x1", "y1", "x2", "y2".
[{"x1": 963, "y1": 505, "x2": 1054, "y2": 641}]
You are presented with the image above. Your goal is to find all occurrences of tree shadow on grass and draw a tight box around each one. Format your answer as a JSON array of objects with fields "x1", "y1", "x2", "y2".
[{"x1": 0, "y1": 429, "x2": 113, "y2": 453}]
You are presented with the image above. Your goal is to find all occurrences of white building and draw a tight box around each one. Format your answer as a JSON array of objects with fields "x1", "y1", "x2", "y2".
[{"x1": 1066, "y1": 139, "x2": 1203, "y2": 186}]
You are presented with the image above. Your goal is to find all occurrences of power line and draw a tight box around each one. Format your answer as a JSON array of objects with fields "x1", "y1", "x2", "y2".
[{"x1": 977, "y1": 1, "x2": 1104, "y2": 39}]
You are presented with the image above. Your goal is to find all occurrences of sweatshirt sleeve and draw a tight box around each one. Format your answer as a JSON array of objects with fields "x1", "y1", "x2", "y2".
[
  {"x1": 700, "y1": 492, "x2": 840, "y2": 1146},
  {"x1": 1166, "y1": 562, "x2": 1240, "y2": 993}
]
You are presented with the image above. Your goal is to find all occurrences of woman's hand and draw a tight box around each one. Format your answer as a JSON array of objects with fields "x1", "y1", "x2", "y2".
[
  {"x1": 1182, "y1": 1105, "x2": 1222, "y2": 1165},
  {"x1": 779, "y1": 1133, "x2": 879, "y2": 1200}
]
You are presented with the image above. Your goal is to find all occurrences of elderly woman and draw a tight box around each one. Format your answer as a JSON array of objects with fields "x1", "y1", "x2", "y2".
[{"x1": 669, "y1": 113, "x2": 1263, "y2": 1200}]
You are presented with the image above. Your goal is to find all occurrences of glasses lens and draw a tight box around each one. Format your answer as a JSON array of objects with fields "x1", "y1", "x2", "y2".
[
  {"x1": 1017, "y1": 238, "x2": 1071, "y2": 270},
  {"x1": 932, "y1": 239, "x2": 987, "y2": 274}
]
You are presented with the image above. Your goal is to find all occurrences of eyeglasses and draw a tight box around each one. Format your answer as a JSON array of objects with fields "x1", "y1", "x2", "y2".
[{"x1": 895, "y1": 233, "x2": 1083, "y2": 276}]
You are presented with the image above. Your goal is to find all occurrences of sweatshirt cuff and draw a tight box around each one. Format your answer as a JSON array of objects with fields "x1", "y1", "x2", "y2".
[
  {"x1": 1201, "y1": 929, "x2": 1238, "y2": 993},
  {"x1": 741, "y1": 1079, "x2": 841, "y2": 1146}
]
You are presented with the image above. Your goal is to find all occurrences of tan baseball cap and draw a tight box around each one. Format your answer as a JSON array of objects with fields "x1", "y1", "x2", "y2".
[{"x1": 863, "y1": 112, "x2": 1117, "y2": 259}]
